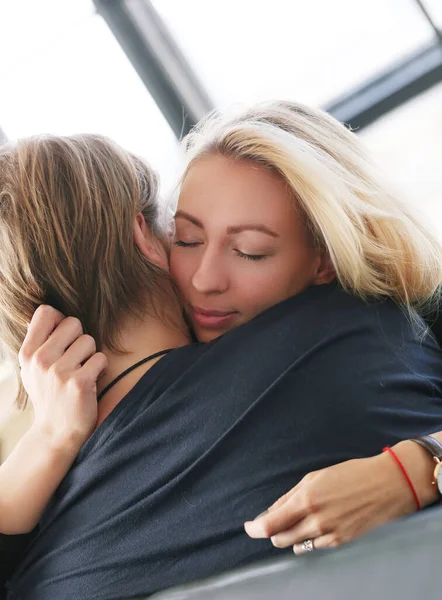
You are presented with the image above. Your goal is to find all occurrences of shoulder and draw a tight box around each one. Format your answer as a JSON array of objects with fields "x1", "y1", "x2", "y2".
[
  {"x1": 238, "y1": 283, "x2": 412, "y2": 341},
  {"x1": 228, "y1": 283, "x2": 438, "y2": 364}
]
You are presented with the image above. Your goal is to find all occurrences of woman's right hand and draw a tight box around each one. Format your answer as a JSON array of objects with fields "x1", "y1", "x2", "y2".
[{"x1": 18, "y1": 305, "x2": 108, "y2": 452}]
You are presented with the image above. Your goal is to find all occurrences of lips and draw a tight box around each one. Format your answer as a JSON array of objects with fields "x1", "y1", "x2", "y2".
[
  {"x1": 193, "y1": 306, "x2": 234, "y2": 317},
  {"x1": 191, "y1": 306, "x2": 238, "y2": 329}
]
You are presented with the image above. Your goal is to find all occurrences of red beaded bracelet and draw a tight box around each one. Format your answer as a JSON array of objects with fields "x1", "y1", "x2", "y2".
[{"x1": 383, "y1": 446, "x2": 421, "y2": 511}]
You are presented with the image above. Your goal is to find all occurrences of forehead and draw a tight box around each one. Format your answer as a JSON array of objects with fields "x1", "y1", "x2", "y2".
[{"x1": 178, "y1": 155, "x2": 296, "y2": 226}]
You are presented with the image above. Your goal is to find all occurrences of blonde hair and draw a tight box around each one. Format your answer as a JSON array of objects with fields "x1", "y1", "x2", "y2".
[
  {"x1": 181, "y1": 100, "x2": 442, "y2": 313},
  {"x1": 0, "y1": 134, "x2": 177, "y2": 408}
]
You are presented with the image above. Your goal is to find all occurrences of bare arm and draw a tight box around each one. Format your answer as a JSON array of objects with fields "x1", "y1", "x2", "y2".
[
  {"x1": 0, "y1": 306, "x2": 106, "y2": 535},
  {"x1": 0, "y1": 425, "x2": 85, "y2": 534}
]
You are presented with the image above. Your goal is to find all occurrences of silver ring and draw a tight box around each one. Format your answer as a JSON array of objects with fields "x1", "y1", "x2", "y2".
[{"x1": 302, "y1": 538, "x2": 315, "y2": 552}]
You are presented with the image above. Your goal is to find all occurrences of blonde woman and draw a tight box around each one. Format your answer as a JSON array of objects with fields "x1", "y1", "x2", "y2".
[
  {"x1": 1, "y1": 105, "x2": 442, "y2": 599},
  {"x1": 170, "y1": 100, "x2": 442, "y2": 551}
]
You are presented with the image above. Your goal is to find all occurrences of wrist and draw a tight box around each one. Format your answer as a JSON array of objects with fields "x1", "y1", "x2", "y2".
[
  {"x1": 28, "y1": 422, "x2": 85, "y2": 459},
  {"x1": 375, "y1": 450, "x2": 418, "y2": 516},
  {"x1": 391, "y1": 440, "x2": 439, "y2": 508}
]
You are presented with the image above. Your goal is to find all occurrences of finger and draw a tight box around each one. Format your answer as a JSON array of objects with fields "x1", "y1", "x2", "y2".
[
  {"x1": 293, "y1": 533, "x2": 342, "y2": 555},
  {"x1": 80, "y1": 352, "x2": 108, "y2": 384},
  {"x1": 55, "y1": 334, "x2": 97, "y2": 372},
  {"x1": 19, "y1": 306, "x2": 65, "y2": 366},
  {"x1": 267, "y1": 482, "x2": 302, "y2": 513},
  {"x1": 270, "y1": 514, "x2": 331, "y2": 549},
  {"x1": 245, "y1": 489, "x2": 297, "y2": 527},
  {"x1": 32, "y1": 317, "x2": 85, "y2": 370},
  {"x1": 244, "y1": 492, "x2": 306, "y2": 539}
]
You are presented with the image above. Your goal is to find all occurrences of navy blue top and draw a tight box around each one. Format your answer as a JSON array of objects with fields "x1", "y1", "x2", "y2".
[{"x1": 6, "y1": 284, "x2": 442, "y2": 599}]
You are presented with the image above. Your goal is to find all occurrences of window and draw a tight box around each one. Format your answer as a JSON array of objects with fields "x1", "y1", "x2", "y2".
[
  {"x1": 361, "y1": 83, "x2": 442, "y2": 237},
  {"x1": 0, "y1": 0, "x2": 180, "y2": 189},
  {"x1": 152, "y1": 0, "x2": 435, "y2": 108}
]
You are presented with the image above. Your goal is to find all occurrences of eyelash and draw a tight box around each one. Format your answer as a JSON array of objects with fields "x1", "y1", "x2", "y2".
[
  {"x1": 173, "y1": 240, "x2": 200, "y2": 248},
  {"x1": 235, "y1": 250, "x2": 267, "y2": 262},
  {"x1": 174, "y1": 240, "x2": 267, "y2": 262}
]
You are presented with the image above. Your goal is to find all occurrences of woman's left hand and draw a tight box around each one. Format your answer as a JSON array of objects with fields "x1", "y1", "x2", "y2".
[{"x1": 244, "y1": 451, "x2": 419, "y2": 554}]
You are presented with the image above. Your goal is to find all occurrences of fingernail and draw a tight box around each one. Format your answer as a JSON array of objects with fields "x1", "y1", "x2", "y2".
[
  {"x1": 244, "y1": 520, "x2": 266, "y2": 538},
  {"x1": 254, "y1": 510, "x2": 268, "y2": 520}
]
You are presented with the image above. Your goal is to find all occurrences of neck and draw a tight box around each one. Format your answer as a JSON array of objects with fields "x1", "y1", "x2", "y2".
[{"x1": 96, "y1": 304, "x2": 190, "y2": 426}]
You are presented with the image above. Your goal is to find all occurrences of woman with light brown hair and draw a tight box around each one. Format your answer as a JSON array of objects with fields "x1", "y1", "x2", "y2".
[{"x1": 0, "y1": 133, "x2": 190, "y2": 536}]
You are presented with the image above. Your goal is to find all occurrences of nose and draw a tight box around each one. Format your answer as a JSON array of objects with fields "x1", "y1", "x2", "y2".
[{"x1": 191, "y1": 247, "x2": 229, "y2": 295}]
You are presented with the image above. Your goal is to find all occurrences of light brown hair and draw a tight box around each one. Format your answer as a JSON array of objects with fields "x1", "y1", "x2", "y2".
[{"x1": 0, "y1": 134, "x2": 176, "y2": 408}]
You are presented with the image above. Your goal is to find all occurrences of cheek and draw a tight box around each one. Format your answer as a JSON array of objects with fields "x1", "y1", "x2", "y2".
[
  {"x1": 169, "y1": 250, "x2": 190, "y2": 296},
  {"x1": 229, "y1": 268, "x2": 286, "y2": 316},
  {"x1": 231, "y1": 258, "x2": 313, "y2": 316}
]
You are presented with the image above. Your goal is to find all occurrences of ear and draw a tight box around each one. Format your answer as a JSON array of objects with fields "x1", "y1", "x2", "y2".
[
  {"x1": 133, "y1": 213, "x2": 169, "y2": 272},
  {"x1": 312, "y1": 252, "x2": 336, "y2": 286}
]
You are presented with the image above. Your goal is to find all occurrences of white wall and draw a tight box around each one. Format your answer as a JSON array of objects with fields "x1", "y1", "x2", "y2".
[{"x1": 0, "y1": 362, "x2": 33, "y2": 462}]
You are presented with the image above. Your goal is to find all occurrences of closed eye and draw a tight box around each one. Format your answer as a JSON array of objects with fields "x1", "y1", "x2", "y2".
[
  {"x1": 235, "y1": 250, "x2": 267, "y2": 261},
  {"x1": 173, "y1": 240, "x2": 201, "y2": 248}
]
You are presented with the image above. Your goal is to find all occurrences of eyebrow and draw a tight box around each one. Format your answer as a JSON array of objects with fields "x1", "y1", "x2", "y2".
[
  {"x1": 175, "y1": 210, "x2": 279, "y2": 238},
  {"x1": 175, "y1": 210, "x2": 203, "y2": 228}
]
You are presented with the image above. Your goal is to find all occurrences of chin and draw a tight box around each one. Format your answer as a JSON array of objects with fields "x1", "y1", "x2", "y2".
[{"x1": 196, "y1": 329, "x2": 221, "y2": 343}]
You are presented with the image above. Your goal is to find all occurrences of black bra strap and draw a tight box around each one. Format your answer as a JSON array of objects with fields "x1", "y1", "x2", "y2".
[{"x1": 97, "y1": 348, "x2": 174, "y2": 402}]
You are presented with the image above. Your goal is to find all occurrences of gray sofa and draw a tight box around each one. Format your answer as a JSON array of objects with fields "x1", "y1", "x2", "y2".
[{"x1": 151, "y1": 504, "x2": 442, "y2": 600}]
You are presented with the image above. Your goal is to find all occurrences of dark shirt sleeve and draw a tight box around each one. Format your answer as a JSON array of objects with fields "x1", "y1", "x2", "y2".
[{"x1": 0, "y1": 531, "x2": 35, "y2": 599}]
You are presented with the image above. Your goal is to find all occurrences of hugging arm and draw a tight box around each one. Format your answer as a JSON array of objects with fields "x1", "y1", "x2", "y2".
[
  {"x1": 246, "y1": 302, "x2": 442, "y2": 551},
  {"x1": 0, "y1": 306, "x2": 105, "y2": 593},
  {"x1": 245, "y1": 433, "x2": 442, "y2": 552},
  {"x1": 0, "y1": 306, "x2": 106, "y2": 535}
]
